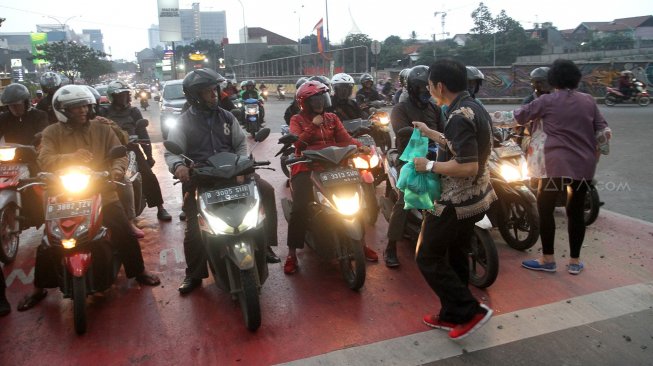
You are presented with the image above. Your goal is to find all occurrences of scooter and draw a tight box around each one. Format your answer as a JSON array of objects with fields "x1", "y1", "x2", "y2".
[
  {"x1": 276, "y1": 85, "x2": 286, "y2": 100},
  {"x1": 0, "y1": 144, "x2": 42, "y2": 263},
  {"x1": 380, "y1": 128, "x2": 499, "y2": 288},
  {"x1": 23, "y1": 146, "x2": 128, "y2": 334},
  {"x1": 605, "y1": 80, "x2": 650, "y2": 107},
  {"x1": 163, "y1": 129, "x2": 273, "y2": 331},
  {"x1": 139, "y1": 92, "x2": 149, "y2": 111},
  {"x1": 281, "y1": 140, "x2": 367, "y2": 290},
  {"x1": 243, "y1": 98, "x2": 261, "y2": 138}
]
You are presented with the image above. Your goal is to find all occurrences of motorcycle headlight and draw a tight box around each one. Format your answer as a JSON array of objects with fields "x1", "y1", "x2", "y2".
[
  {"x1": 376, "y1": 115, "x2": 390, "y2": 126},
  {"x1": 246, "y1": 106, "x2": 258, "y2": 115},
  {"x1": 60, "y1": 172, "x2": 91, "y2": 193},
  {"x1": 164, "y1": 117, "x2": 177, "y2": 129},
  {"x1": 237, "y1": 203, "x2": 260, "y2": 232},
  {"x1": 0, "y1": 147, "x2": 16, "y2": 162},
  {"x1": 203, "y1": 212, "x2": 235, "y2": 235},
  {"x1": 352, "y1": 156, "x2": 369, "y2": 169},
  {"x1": 369, "y1": 153, "x2": 380, "y2": 168},
  {"x1": 500, "y1": 164, "x2": 522, "y2": 183},
  {"x1": 140, "y1": 92, "x2": 147, "y2": 98},
  {"x1": 62, "y1": 238, "x2": 77, "y2": 249},
  {"x1": 332, "y1": 192, "x2": 360, "y2": 216}
]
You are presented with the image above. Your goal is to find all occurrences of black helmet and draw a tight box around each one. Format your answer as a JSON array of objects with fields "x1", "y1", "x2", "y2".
[
  {"x1": 0, "y1": 83, "x2": 31, "y2": 106},
  {"x1": 466, "y1": 66, "x2": 484, "y2": 98},
  {"x1": 530, "y1": 67, "x2": 550, "y2": 81},
  {"x1": 308, "y1": 75, "x2": 332, "y2": 92},
  {"x1": 406, "y1": 66, "x2": 430, "y2": 104},
  {"x1": 359, "y1": 73, "x2": 373, "y2": 85},
  {"x1": 295, "y1": 77, "x2": 308, "y2": 90},
  {"x1": 182, "y1": 68, "x2": 225, "y2": 108},
  {"x1": 39, "y1": 72, "x2": 63, "y2": 94},
  {"x1": 245, "y1": 80, "x2": 255, "y2": 87}
]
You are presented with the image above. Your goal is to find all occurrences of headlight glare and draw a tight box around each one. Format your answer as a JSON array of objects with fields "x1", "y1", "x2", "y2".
[
  {"x1": 332, "y1": 192, "x2": 360, "y2": 216},
  {"x1": 60, "y1": 172, "x2": 91, "y2": 193}
]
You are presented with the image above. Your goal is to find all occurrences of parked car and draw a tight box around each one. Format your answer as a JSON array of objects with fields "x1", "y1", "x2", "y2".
[{"x1": 159, "y1": 79, "x2": 185, "y2": 140}]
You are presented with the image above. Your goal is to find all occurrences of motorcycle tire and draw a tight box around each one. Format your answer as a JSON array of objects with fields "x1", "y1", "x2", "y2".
[
  {"x1": 364, "y1": 184, "x2": 379, "y2": 225},
  {"x1": 73, "y1": 276, "x2": 87, "y2": 334},
  {"x1": 0, "y1": 205, "x2": 20, "y2": 264},
  {"x1": 468, "y1": 227, "x2": 499, "y2": 289},
  {"x1": 280, "y1": 155, "x2": 290, "y2": 178},
  {"x1": 605, "y1": 95, "x2": 617, "y2": 107},
  {"x1": 238, "y1": 269, "x2": 261, "y2": 331},
  {"x1": 584, "y1": 185, "x2": 601, "y2": 226},
  {"x1": 498, "y1": 195, "x2": 539, "y2": 251},
  {"x1": 638, "y1": 96, "x2": 651, "y2": 107},
  {"x1": 337, "y1": 237, "x2": 366, "y2": 291}
]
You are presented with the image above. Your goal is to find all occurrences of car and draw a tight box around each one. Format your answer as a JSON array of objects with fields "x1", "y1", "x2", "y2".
[
  {"x1": 134, "y1": 83, "x2": 152, "y2": 100},
  {"x1": 159, "y1": 79, "x2": 185, "y2": 140},
  {"x1": 94, "y1": 85, "x2": 110, "y2": 105}
]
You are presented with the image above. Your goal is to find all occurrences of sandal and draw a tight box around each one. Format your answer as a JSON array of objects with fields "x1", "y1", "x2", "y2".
[
  {"x1": 135, "y1": 272, "x2": 161, "y2": 286},
  {"x1": 17, "y1": 289, "x2": 47, "y2": 311}
]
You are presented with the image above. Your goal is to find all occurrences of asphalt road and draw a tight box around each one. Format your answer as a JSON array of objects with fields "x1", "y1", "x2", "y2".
[{"x1": 141, "y1": 98, "x2": 652, "y2": 222}]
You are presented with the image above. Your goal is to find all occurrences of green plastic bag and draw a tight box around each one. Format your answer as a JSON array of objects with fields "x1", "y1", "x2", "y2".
[{"x1": 396, "y1": 129, "x2": 441, "y2": 210}]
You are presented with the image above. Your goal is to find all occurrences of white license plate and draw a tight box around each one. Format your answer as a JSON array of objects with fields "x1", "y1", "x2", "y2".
[
  {"x1": 204, "y1": 185, "x2": 251, "y2": 204},
  {"x1": 46, "y1": 199, "x2": 93, "y2": 220},
  {"x1": 319, "y1": 169, "x2": 360, "y2": 186}
]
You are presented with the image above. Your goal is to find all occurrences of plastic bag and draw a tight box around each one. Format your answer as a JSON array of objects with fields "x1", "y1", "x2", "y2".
[{"x1": 396, "y1": 129, "x2": 441, "y2": 210}]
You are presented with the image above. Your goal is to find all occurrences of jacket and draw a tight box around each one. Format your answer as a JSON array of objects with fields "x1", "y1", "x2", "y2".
[
  {"x1": 289, "y1": 111, "x2": 361, "y2": 176},
  {"x1": 38, "y1": 119, "x2": 128, "y2": 204},
  {"x1": 0, "y1": 108, "x2": 48, "y2": 145}
]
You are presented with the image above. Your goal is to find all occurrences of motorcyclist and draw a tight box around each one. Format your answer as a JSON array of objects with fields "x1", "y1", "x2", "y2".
[
  {"x1": 394, "y1": 68, "x2": 411, "y2": 104},
  {"x1": 283, "y1": 80, "x2": 376, "y2": 275},
  {"x1": 523, "y1": 67, "x2": 551, "y2": 104},
  {"x1": 356, "y1": 73, "x2": 384, "y2": 117},
  {"x1": 35, "y1": 72, "x2": 64, "y2": 124},
  {"x1": 382, "y1": 79, "x2": 395, "y2": 103},
  {"x1": 466, "y1": 66, "x2": 485, "y2": 100},
  {"x1": 17, "y1": 85, "x2": 161, "y2": 311},
  {"x1": 0, "y1": 83, "x2": 48, "y2": 229},
  {"x1": 223, "y1": 80, "x2": 238, "y2": 97},
  {"x1": 99, "y1": 80, "x2": 173, "y2": 224},
  {"x1": 32, "y1": 90, "x2": 44, "y2": 106},
  {"x1": 283, "y1": 77, "x2": 308, "y2": 125},
  {"x1": 328, "y1": 73, "x2": 364, "y2": 121},
  {"x1": 384, "y1": 65, "x2": 443, "y2": 267},
  {"x1": 239, "y1": 80, "x2": 266, "y2": 125},
  {"x1": 164, "y1": 68, "x2": 280, "y2": 295},
  {"x1": 618, "y1": 71, "x2": 634, "y2": 99}
]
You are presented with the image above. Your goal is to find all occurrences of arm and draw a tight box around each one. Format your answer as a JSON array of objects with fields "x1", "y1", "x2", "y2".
[
  {"x1": 106, "y1": 128, "x2": 128, "y2": 177},
  {"x1": 37, "y1": 126, "x2": 77, "y2": 171},
  {"x1": 332, "y1": 115, "x2": 362, "y2": 147},
  {"x1": 164, "y1": 115, "x2": 189, "y2": 174},
  {"x1": 228, "y1": 114, "x2": 248, "y2": 157},
  {"x1": 130, "y1": 107, "x2": 153, "y2": 158},
  {"x1": 289, "y1": 114, "x2": 316, "y2": 151}
]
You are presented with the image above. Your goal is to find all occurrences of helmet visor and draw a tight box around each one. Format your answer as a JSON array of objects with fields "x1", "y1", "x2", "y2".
[
  {"x1": 334, "y1": 84, "x2": 352, "y2": 99},
  {"x1": 306, "y1": 92, "x2": 331, "y2": 113}
]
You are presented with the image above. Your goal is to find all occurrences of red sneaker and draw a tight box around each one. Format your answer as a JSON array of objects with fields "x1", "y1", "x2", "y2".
[
  {"x1": 448, "y1": 304, "x2": 493, "y2": 340},
  {"x1": 284, "y1": 255, "x2": 298, "y2": 274},
  {"x1": 363, "y1": 245, "x2": 378, "y2": 262},
  {"x1": 423, "y1": 314, "x2": 456, "y2": 331}
]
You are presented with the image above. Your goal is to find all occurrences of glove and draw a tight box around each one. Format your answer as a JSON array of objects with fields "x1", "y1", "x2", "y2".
[
  {"x1": 111, "y1": 169, "x2": 124, "y2": 181},
  {"x1": 147, "y1": 156, "x2": 155, "y2": 167}
]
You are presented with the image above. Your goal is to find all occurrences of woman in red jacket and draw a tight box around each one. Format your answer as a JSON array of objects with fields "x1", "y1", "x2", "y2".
[{"x1": 284, "y1": 80, "x2": 376, "y2": 274}]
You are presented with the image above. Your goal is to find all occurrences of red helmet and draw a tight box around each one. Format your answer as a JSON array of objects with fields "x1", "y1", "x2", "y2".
[{"x1": 296, "y1": 80, "x2": 331, "y2": 113}]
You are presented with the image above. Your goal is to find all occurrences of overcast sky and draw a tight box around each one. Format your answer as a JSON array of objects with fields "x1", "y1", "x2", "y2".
[{"x1": 1, "y1": 0, "x2": 651, "y2": 60}]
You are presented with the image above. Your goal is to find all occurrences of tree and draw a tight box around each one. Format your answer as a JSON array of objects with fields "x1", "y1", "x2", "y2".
[
  {"x1": 37, "y1": 41, "x2": 108, "y2": 84},
  {"x1": 258, "y1": 46, "x2": 297, "y2": 61},
  {"x1": 378, "y1": 36, "x2": 404, "y2": 68},
  {"x1": 79, "y1": 58, "x2": 113, "y2": 85},
  {"x1": 344, "y1": 33, "x2": 372, "y2": 48}
]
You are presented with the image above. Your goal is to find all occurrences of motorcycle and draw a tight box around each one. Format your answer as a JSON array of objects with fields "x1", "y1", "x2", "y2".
[
  {"x1": 0, "y1": 144, "x2": 42, "y2": 263},
  {"x1": 486, "y1": 128, "x2": 540, "y2": 251},
  {"x1": 281, "y1": 141, "x2": 367, "y2": 290},
  {"x1": 379, "y1": 128, "x2": 499, "y2": 288},
  {"x1": 276, "y1": 85, "x2": 286, "y2": 100},
  {"x1": 163, "y1": 129, "x2": 273, "y2": 331},
  {"x1": 260, "y1": 87, "x2": 269, "y2": 101},
  {"x1": 24, "y1": 146, "x2": 128, "y2": 334},
  {"x1": 349, "y1": 128, "x2": 382, "y2": 225},
  {"x1": 605, "y1": 79, "x2": 650, "y2": 107},
  {"x1": 140, "y1": 95, "x2": 149, "y2": 111},
  {"x1": 243, "y1": 98, "x2": 261, "y2": 138}
]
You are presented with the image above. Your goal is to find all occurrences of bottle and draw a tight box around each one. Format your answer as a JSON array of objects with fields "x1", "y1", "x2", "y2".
[{"x1": 596, "y1": 128, "x2": 611, "y2": 155}]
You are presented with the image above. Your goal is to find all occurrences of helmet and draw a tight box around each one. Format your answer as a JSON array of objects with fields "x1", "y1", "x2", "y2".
[
  {"x1": 295, "y1": 77, "x2": 308, "y2": 90},
  {"x1": 308, "y1": 76, "x2": 331, "y2": 93},
  {"x1": 245, "y1": 80, "x2": 255, "y2": 87},
  {"x1": 36, "y1": 89, "x2": 43, "y2": 96},
  {"x1": 106, "y1": 80, "x2": 131, "y2": 103},
  {"x1": 182, "y1": 68, "x2": 225, "y2": 108},
  {"x1": 52, "y1": 85, "x2": 96, "y2": 123},
  {"x1": 466, "y1": 66, "x2": 484, "y2": 98},
  {"x1": 406, "y1": 65, "x2": 430, "y2": 104},
  {"x1": 296, "y1": 81, "x2": 331, "y2": 113},
  {"x1": 399, "y1": 68, "x2": 410, "y2": 86},
  {"x1": 39, "y1": 72, "x2": 63, "y2": 94},
  {"x1": 530, "y1": 67, "x2": 550, "y2": 81},
  {"x1": 85, "y1": 86, "x2": 101, "y2": 104},
  {"x1": 359, "y1": 73, "x2": 373, "y2": 85},
  {"x1": 331, "y1": 73, "x2": 355, "y2": 99},
  {"x1": 0, "y1": 83, "x2": 31, "y2": 106}
]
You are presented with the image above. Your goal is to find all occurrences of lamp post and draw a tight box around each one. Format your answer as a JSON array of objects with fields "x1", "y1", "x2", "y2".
[
  {"x1": 45, "y1": 15, "x2": 79, "y2": 73},
  {"x1": 236, "y1": 0, "x2": 247, "y2": 76},
  {"x1": 294, "y1": 5, "x2": 304, "y2": 75}
]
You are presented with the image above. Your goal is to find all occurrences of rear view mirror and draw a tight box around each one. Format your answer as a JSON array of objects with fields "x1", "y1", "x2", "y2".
[
  {"x1": 279, "y1": 134, "x2": 299, "y2": 144},
  {"x1": 254, "y1": 128, "x2": 271, "y2": 142},
  {"x1": 135, "y1": 119, "x2": 149, "y2": 129}
]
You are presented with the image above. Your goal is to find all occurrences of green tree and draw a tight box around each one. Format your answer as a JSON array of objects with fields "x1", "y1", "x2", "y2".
[
  {"x1": 79, "y1": 58, "x2": 114, "y2": 85},
  {"x1": 378, "y1": 36, "x2": 404, "y2": 68},
  {"x1": 344, "y1": 33, "x2": 372, "y2": 48},
  {"x1": 258, "y1": 46, "x2": 297, "y2": 61},
  {"x1": 37, "y1": 41, "x2": 108, "y2": 84}
]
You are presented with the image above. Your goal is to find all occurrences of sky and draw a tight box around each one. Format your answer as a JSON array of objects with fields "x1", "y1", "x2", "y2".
[{"x1": 1, "y1": 0, "x2": 652, "y2": 61}]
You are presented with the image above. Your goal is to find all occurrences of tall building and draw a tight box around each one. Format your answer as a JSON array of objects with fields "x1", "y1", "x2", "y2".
[
  {"x1": 177, "y1": 3, "x2": 227, "y2": 45},
  {"x1": 148, "y1": 24, "x2": 165, "y2": 49},
  {"x1": 82, "y1": 29, "x2": 104, "y2": 53}
]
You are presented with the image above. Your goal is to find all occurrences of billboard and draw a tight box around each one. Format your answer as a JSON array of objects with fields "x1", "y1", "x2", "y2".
[
  {"x1": 30, "y1": 32, "x2": 48, "y2": 64},
  {"x1": 157, "y1": 0, "x2": 182, "y2": 42}
]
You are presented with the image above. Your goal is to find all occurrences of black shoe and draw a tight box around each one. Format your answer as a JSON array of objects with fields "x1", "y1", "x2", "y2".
[
  {"x1": 178, "y1": 277, "x2": 202, "y2": 295},
  {"x1": 179, "y1": 211, "x2": 187, "y2": 221},
  {"x1": 157, "y1": 208, "x2": 172, "y2": 221},
  {"x1": 384, "y1": 248, "x2": 400, "y2": 268},
  {"x1": 0, "y1": 296, "x2": 10, "y2": 316},
  {"x1": 266, "y1": 247, "x2": 281, "y2": 263}
]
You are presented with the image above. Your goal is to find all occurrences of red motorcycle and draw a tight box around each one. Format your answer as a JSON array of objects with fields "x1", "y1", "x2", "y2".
[
  {"x1": 25, "y1": 146, "x2": 127, "y2": 334},
  {"x1": 605, "y1": 80, "x2": 650, "y2": 107}
]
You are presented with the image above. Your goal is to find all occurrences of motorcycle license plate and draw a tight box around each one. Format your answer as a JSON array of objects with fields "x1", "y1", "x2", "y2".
[
  {"x1": 46, "y1": 199, "x2": 93, "y2": 220},
  {"x1": 494, "y1": 145, "x2": 522, "y2": 158},
  {"x1": 204, "y1": 184, "x2": 251, "y2": 204},
  {"x1": 319, "y1": 169, "x2": 360, "y2": 186},
  {"x1": 356, "y1": 135, "x2": 375, "y2": 147},
  {"x1": 0, "y1": 164, "x2": 20, "y2": 176}
]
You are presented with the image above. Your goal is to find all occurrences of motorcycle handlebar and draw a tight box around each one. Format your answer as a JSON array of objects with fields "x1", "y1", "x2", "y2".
[{"x1": 254, "y1": 160, "x2": 271, "y2": 166}]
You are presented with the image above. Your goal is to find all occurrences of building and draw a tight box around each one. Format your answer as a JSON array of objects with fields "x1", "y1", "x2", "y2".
[
  {"x1": 148, "y1": 24, "x2": 165, "y2": 49},
  {"x1": 82, "y1": 29, "x2": 104, "y2": 53},
  {"x1": 178, "y1": 3, "x2": 227, "y2": 45},
  {"x1": 0, "y1": 32, "x2": 31, "y2": 51}
]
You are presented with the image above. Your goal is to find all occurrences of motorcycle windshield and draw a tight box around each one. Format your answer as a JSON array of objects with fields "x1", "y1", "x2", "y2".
[
  {"x1": 303, "y1": 145, "x2": 358, "y2": 166},
  {"x1": 194, "y1": 152, "x2": 255, "y2": 180}
]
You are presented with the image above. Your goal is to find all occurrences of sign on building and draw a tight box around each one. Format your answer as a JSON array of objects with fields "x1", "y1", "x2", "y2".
[{"x1": 157, "y1": 0, "x2": 182, "y2": 42}]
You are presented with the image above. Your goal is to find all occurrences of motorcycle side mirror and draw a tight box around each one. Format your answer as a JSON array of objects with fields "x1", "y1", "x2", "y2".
[
  {"x1": 135, "y1": 119, "x2": 149, "y2": 129},
  {"x1": 163, "y1": 140, "x2": 184, "y2": 155},
  {"x1": 279, "y1": 133, "x2": 299, "y2": 144},
  {"x1": 254, "y1": 128, "x2": 271, "y2": 142},
  {"x1": 107, "y1": 145, "x2": 127, "y2": 160}
]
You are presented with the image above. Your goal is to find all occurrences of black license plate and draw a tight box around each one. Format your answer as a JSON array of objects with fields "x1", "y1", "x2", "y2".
[
  {"x1": 356, "y1": 135, "x2": 375, "y2": 147},
  {"x1": 494, "y1": 145, "x2": 522, "y2": 158},
  {"x1": 319, "y1": 169, "x2": 360, "y2": 186},
  {"x1": 0, "y1": 164, "x2": 20, "y2": 175},
  {"x1": 204, "y1": 185, "x2": 251, "y2": 204},
  {"x1": 46, "y1": 199, "x2": 93, "y2": 220}
]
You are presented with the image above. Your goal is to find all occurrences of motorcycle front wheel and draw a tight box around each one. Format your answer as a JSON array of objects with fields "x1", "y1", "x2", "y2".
[
  {"x1": 584, "y1": 185, "x2": 601, "y2": 226},
  {"x1": 73, "y1": 276, "x2": 87, "y2": 334},
  {"x1": 364, "y1": 183, "x2": 379, "y2": 225},
  {"x1": 638, "y1": 96, "x2": 651, "y2": 107},
  {"x1": 604, "y1": 95, "x2": 617, "y2": 106},
  {"x1": 337, "y1": 237, "x2": 366, "y2": 291},
  {"x1": 238, "y1": 269, "x2": 261, "y2": 331},
  {"x1": 469, "y1": 227, "x2": 499, "y2": 289},
  {"x1": 498, "y1": 194, "x2": 539, "y2": 251},
  {"x1": 0, "y1": 205, "x2": 20, "y2": 264}
]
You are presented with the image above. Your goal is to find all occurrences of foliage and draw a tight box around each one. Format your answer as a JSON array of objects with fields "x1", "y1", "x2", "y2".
[
  {"x1": 378, "y1": 36, "x2": 405, "y2": 68},
  {"x1": 344, "y1": 33, "x2": 372, "y2": 48},
  {"x1": 584, "y1": 33, "x2": 635, "y2": 51},
  {"x1": 36, "y1": 41, "x2": 110, "y2": 84},
  {"x1": 258, "y1": 46, "x2": 297, "y2": 61}
]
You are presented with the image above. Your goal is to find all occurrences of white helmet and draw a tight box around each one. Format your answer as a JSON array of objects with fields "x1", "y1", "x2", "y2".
[
  {"x1": 331, "y1": 73, "x2": 354, "y2": 85},
  {"x1": 52, "y1": 85, "x2": 96, "y2": 123}
]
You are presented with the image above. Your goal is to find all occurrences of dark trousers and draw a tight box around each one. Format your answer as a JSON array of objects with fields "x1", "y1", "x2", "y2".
[
  {"x1": 34, "y1": 201, "x2": 145, "y2": 288},
  {"x1": 387, "y1": 191, "x2": 407, "y2": 243},
  {"x1": 183, "y1": 175, "x2": 277, "y2": 279},
  {"x1": 537, "y1": 177, "x2": 588, "y2": 258},
  {"x1": 287, "y1": 172, "x2": 313, "y2": 249},
  {"x1": 131, "y1": 145, "x2": 164, "y2": 207},
  {"x1": 415, "y1": 207, "x2": 482, "y2": 324}
]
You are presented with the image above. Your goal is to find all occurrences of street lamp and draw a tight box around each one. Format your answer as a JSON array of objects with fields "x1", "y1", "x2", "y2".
[
  {"x1": 294, "y1": 5, "x2": 304, "y2": 74},
  {"x1": 236, "y1": 0, "x2": 247, "y2": 75},
  {"x1": 44, "y1": 15, "x2": 80, "y2": 73}
]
